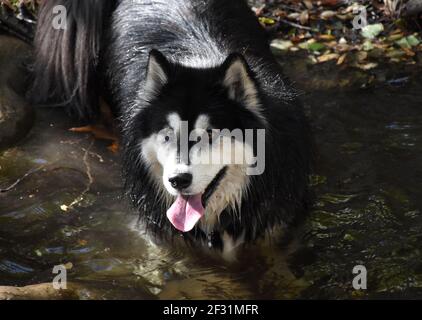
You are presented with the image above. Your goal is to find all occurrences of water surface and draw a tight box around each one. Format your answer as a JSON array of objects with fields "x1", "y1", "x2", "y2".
[{"x1": 1, "y1": 59, "x2": 422, "y2": 299}]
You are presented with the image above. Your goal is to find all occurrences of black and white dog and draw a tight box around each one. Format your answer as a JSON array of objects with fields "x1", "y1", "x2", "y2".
[{"x1": 31, "y1": 0, "x2": 312, "y2": 256}]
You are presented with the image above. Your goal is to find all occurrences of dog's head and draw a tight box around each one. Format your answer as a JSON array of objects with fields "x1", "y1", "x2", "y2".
[{"x1": 127, "y1": 50, "x2": 266, "y2": 233}]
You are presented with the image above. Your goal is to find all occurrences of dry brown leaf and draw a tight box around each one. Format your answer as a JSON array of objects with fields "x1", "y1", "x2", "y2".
[
  {"x1": 319, "y1": 34, "x2": 336, "y2": 41},
  {"x1": 273, "y1": 9, "x2": 287, "y2": 18},
  {"x1": 335, "y1": 43, "x2": 352, "y2": 53},
  {"x1": 252, "y1": 5, "x2": 266, "y2": 16},
  {"x1": 287, "y1": 12, "x2": 300, "y2": 20},
  {"x1": 108, "y1": 141, "x2": 120, "y2": 154},
  {"x1": 303, "y1": 0, "x2": 314, "y2": 10},
  {"x1": 402, "y1": 48, "x2": 415, "y2": 56},
  {"x1": 321, "y1": 10, "x2": 337, "y2": 20},
  {"x1": 299, "y1": 10, "x2": 309, "y2": 25},
  {"x1": 356, "y1": 51, "x2": 368, "y2": 62},
  {"x1": 355, "y1": 62, "x2": 378, "y2": 70},
  {"x1": 337, "y1": 53, "x2": 347, "y2": 65},
  {"x1": 321, "y1": 0, "x2": 340, "y2": 6},
  {"x1": 317, "y1": 53, "x2": 340, "y2": 63},
  {"x1": 325, "y1": 40, "x2": 338, "y2": 48}
]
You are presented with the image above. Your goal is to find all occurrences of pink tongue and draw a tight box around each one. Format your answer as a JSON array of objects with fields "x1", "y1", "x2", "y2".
[{"x1": 166, "y1": 194, "x2": 205, "y2": 232}]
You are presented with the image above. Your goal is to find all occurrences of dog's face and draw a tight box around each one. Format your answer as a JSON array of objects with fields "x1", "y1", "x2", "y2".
[{"x1": 132, "y1": 50, "x2": 266, "y2": 232}]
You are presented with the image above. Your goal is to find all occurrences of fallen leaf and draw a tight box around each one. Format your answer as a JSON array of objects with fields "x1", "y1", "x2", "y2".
[
  {"x1": 317, "y1": 53, "x2": 340, "y2": 63},
  {"x1": 387, "y1": 33, "x2": 405, "y2": 42},
  {"x1": 396, "y1": 37, "x2": 412, "y2": 49},
  {"x1": 321, "y1": 0, "x2": 339, "y2": 6},
  {"x1": 356, "y1": 62, "x2": 378, "y2": 70},
  {"x1": 363, "y1": 40, "x2": 374, "y2": 51},
  {"x1": 390, "y1": 29, "x2": 403, "y2": 35},
  {"x1": 108, "y1": 141, "x2": 119, "y2": 154},
  {"x1": 402, "y1": 47, "x2": 415, "y2": 56},
  {"x1": 259, "y1": 17, "x2": 276, "y2": 25},
  {"x1": 325, "y1": 40, "x2": 338, "y2": 48},
  {"x1": 335, "y1": 43, "x2": 351, "y2": 53},
  {"x1": 321, "y1": 10, "x2": 336, "y2": 20},
  {"x1": 271, "y1": 39, "x2": 294, "y2": 51},
  {"x1": 308, "y1": 42, "x2": 326, "y2": 52},
  {"x1": 361, "y1": 23, "x2": 384, "y2": 39},
  {"x1": 273, "y1": 9, "x2": 287, "y2": 18},
  {"x1": 356, "y1": 51, "x2": 368, "y2": 62},
  {"x1": 337, "y1": 53, "x2": 347, "y2": 65},
  {"x1": 303, "y1": 0, "x2": 313, "y2": 10},
  {"x1": 308, "y1": 55, "x2": 318, "y2": 64},
  {"x1": 407, "y1": 35, "x2": 420, "y2": 47},
  {"x1": 343, "y1": 3, "x2": 365, "y2": 14},
  {"x1": 78, "y1": 239, "x2": 88, "y2": 246},
  {"x1": 64, "y1": 262, "x2": 73, "y2": 270},
  {"x1": 69, "y1": 125, "x2": 117, "y2": 142},
  {"x1": 252, "y1": 5, "x2": 266, "y2": 16},
  {"x1": 386, "y1": 49, "x2": 407, "y2": 58},
  {"x1": 319, "y1": 34, "x2": 336, "y2": 41},
  {"x1": 298, "y1": 38, "x2": 315, "y2": 50},
  {"x1": 336, "y1": 14, "x2": 351, "y2": 20},
  {"x1": 299, "y1": 10, "x2": 309, "y2": 25},
  {"x1": 287, "y1": 12, "x2": 300, "y2": 20}
]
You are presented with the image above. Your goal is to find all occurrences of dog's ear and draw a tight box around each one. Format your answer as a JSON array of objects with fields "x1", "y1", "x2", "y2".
[
  {"x1": 222, "y1": 54, "x2": 261, "y2": 114},
  {"x1": 145, "y1": 50, "x2": 171, "y2": 96}
]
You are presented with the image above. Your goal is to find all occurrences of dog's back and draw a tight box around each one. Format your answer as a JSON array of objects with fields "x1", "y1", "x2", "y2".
[{"x1": 107, "y1": 0, "x2": 299, "y2": 116}]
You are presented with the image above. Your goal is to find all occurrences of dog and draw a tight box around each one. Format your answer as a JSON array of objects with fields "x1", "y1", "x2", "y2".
[{"x1": 30, "y1": 0, "x2": 313, "y2": 258}]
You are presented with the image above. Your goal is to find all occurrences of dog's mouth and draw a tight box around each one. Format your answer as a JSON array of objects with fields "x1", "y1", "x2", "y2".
[{"x1": 166, "y1": 166, "x2": 227, "y2": 232}]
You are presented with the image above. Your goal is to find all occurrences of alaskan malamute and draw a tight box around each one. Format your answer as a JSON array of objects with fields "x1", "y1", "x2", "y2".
[{"x1": 30, "y1": 0, "x2": 313, "y2": 255}]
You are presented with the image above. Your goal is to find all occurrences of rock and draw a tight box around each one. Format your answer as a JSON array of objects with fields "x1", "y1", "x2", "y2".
[
  {"x1": 0, "y1": 35, "x2": 34, "y2": 150},
  {"x1": 0, "y1": 283, "x2": 79, "y2": 300}
]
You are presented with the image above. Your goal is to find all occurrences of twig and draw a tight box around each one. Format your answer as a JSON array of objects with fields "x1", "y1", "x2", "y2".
[
  {"x1": 279, "y1": 19, "x2": 316, "y2": 31},
  {"x1": 0, "y1": 165, "x2": 45, "y2": 193},
  {"x1": 63, "y1": 140, "x2": 95, "y2": 210}
]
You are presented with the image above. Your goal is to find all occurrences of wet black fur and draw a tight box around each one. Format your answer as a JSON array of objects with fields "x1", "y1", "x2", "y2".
[{"x1": 32, "y1": 0, "x2": 313, "y2": 248}]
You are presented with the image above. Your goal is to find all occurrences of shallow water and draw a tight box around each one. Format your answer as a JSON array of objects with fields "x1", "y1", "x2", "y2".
[{"x1": 1, "y1": 60, "x2": 422, "y2": 299}]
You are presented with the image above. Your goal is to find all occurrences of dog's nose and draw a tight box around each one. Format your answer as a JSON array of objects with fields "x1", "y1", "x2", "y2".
[{"x1": 169, "y1": 173, "x2": 193, "y2": 190}]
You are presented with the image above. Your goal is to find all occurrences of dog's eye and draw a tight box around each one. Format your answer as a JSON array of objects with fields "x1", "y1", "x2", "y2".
[{"x1": 160, "y1": 128, "x2": 173, "y2": 143}]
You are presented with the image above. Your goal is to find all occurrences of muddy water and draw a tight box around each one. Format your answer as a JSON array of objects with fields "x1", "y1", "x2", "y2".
[{"x1": 1, "y1": 61, "x2": 422, "y2": 299}]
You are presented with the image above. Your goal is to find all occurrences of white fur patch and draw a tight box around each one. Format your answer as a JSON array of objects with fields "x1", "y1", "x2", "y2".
[
  {"x1": 167, "y1": 113, "x2": 181, "y2": 131},
  {"x1": 144, "y1": 53, "x2": 168, "y2": 97},
  {"x1": 194, "y1": 115, "x2": 210, "y2": 130}
]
